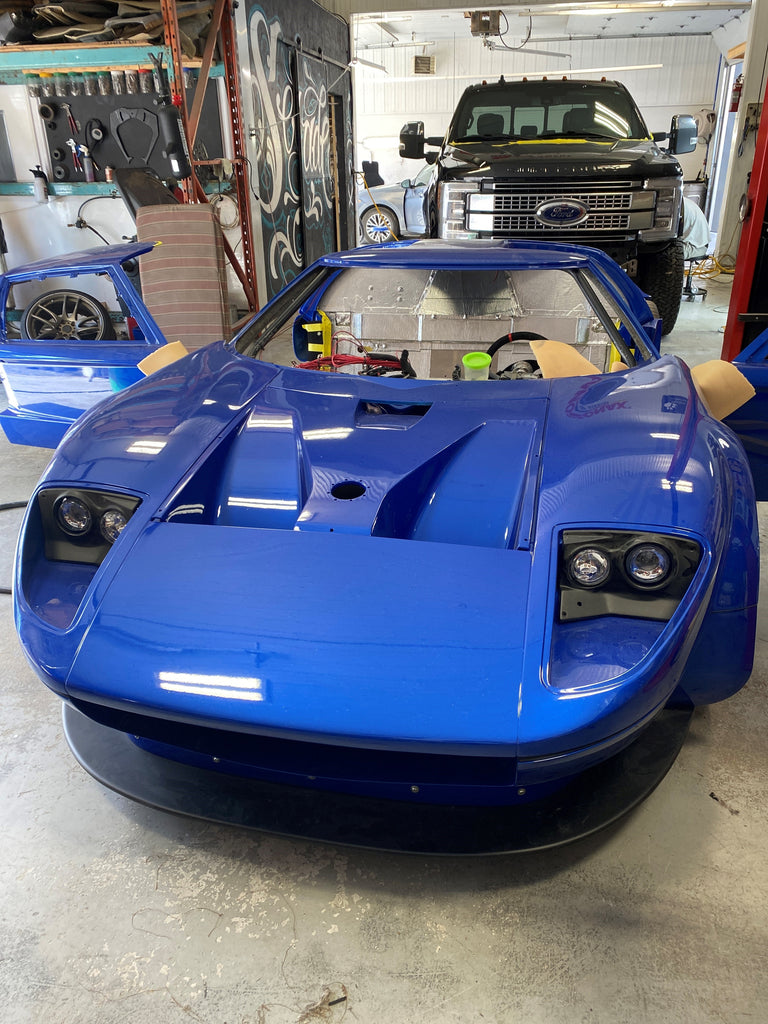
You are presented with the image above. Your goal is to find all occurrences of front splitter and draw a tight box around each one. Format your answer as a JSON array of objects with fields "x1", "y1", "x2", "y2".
[{"x1": 62, "y1": 702, "x2": 692, "y2": 855}]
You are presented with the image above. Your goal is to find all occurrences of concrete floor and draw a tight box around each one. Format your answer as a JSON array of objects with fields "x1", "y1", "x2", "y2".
[{"x1": 2, "y1": 274, "x2": 767, "y2": 1023}]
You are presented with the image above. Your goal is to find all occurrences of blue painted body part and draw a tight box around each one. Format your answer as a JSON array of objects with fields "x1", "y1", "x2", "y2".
[
  {"x1": 10, "y1": 239, "x2": 760, "y2": 827},
  {"x1": 0, "y1": 242, "x2": 165, "y2": 448},
  {"x1": 728, "y1": 326, "x2": 768, "y2": 501}
]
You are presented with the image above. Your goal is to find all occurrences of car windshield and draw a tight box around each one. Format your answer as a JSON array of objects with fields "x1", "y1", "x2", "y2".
[
  {"x1": 236, "y1": 263, "x2": 650, "y2": 378},
  {"x1": 450, "y1": 81, "x2": 648, "y2": 142}
]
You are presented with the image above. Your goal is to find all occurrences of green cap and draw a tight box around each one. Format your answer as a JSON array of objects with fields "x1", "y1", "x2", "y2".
[{"x1": 462, "y1": 352, "x2": 492, "y2": 369}]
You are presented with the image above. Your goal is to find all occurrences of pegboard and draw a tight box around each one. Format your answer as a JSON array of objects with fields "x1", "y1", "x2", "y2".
[{"x1": 38, "y1": 81, "x2": 223, "y2": 185}]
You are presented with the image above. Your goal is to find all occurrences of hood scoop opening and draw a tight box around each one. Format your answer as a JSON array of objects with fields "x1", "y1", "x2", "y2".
[{"x1": 355, "y1": 400, "x2": 432, "y2": 429}]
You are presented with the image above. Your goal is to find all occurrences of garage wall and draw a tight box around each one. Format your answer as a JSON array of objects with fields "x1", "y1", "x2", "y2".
[
  {"x1": 354, "y1": 33, "x2": 721, "y2": 184},
  {"x1": 243, "y1": 0, "x2": 355, "y2": 302}
]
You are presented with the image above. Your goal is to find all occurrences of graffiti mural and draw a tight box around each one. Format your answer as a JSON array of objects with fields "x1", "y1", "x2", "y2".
[
  {"x1": 246, "y1": 1, "x2": 355, "y2": 301},
  {"x1": 297, "y1": 53, "x2": 335, "y2": 265},
  {"x1": 248, "y1": 8, "x2": 304, "y2": 296}
]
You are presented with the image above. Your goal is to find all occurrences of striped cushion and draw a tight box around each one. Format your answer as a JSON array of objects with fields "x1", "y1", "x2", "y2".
[{"x1": 136, "y1": 203, "x2": 231, "y2": 349}]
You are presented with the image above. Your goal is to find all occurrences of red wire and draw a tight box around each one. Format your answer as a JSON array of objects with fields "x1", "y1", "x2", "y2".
[{"x1": 296, "y1": 353, "x2": 402, "y2": 371}]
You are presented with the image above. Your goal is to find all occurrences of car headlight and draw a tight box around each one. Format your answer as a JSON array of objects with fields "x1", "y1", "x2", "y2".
[
  {"x1": 56, "y1": 495, "x2": 92, "y2": 536},
  {"x1": 559, "y1": 529, "x2": 701, "y2": 622},
  {"x1": 568, "y1": 547, "x2": 611, "y2": 587},
  {"x1": 625, "y1": 543, "x2": 671, "y2": 586},
  {"x1": 99, "y1": 508, "x2": 129, "y2": 544},
  {"x1": 37, "y1": 487, "x2": 141, "y2": 566}
]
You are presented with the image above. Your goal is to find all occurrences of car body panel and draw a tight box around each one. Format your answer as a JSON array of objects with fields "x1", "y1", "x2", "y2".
[
  {"x1": 728, "y1": 326, "x2": 768, "y2": 501},
  {"x1": 1, "y1": 238, "x2": 663, "y2": 450},
  {"x1": 11, "y1": 239, "x2": 760, "y2": 833},
  {"x1": 0, "y1": 242, "x2": 165, "y2": 448}
]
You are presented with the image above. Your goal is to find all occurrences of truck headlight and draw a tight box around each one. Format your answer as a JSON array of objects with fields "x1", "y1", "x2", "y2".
[
  {"x1": 639, "y1": 176, "x2": 683, "y2": 241},
  {"x1": 438, "y1": 181, "x2": 478, "y2": 238}
]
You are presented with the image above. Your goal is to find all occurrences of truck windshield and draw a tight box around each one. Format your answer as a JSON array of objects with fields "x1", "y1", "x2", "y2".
[{"x1": 450, "y1": 81, "x2": 648, "y2": 143}]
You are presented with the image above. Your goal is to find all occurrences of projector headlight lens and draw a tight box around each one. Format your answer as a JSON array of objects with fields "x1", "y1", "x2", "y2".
[
  {"x1": 625, "y1": 543, "x2": 671, "y2": 586},
  {"x1": 56, "y1": 495, "x2": 92, "y2": 535}
]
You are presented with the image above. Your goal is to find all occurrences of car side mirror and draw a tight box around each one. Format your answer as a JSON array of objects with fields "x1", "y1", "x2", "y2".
[
  {"x1": 400, "y1": 121, "x2": 425, "y2": 160},
  {"x1": 400, "y1": 179, "x2": 413, "y2": 188},
  {"x1": 668, "y1": 114, "x2": 697, "y2": 155}
]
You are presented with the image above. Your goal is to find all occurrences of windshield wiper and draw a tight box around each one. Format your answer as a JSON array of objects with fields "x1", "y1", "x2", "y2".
[{"x1": 554, "y1": 130, "x2": 619, "y2": 141}]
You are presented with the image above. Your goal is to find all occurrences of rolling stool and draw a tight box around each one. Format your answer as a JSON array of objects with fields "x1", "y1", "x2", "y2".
[{"x1": 682, "y1": 245, "x2": 708, "y2": 301}]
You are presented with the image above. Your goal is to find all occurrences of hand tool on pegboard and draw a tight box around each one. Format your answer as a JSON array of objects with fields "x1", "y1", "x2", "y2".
[
  {"x1": 66, "y1": 138, "x2": 82, "y2": 173},
  {"x1": 62, "y1": 102, "x2": 78, "y2": 135}
]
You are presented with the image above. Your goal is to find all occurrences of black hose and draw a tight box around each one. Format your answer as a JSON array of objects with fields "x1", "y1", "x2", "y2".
[{"x1": 0, "y1": 501, "x2": 28, "y2": 595}]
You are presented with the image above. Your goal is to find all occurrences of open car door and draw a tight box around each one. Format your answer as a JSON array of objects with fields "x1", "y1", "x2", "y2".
[
  {"x1": 0, "y1": 243, "x2": 165, "y2": 448},
  {"x1": 402, "y1": 165, "x2": 432, "y2": 237},
  {"x1": 726, "y1": 328, "x2": 768, "y2": 500}
]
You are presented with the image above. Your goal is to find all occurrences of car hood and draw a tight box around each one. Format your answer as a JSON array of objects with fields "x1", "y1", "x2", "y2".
[
  {"x1": 52, "y1": 354, "x2": 722, "y2": 755},
  {"x1": 439, "y1": 137, "x2": 682, "y2": 181},
  {"x1": 63, "y1": 366, "x2": 550, "y2": 750}
]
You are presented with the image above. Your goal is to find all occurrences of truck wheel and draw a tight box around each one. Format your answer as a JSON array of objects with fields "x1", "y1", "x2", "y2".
[
  {"x1": 360, "y1": 206, "x2": 400, "y2": 244},
  {"x1": 636, "y1": 241, "x2": 684, "y2": 336}
]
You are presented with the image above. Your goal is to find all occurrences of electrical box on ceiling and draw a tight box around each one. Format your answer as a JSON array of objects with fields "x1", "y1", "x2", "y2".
[
  {"x1": 413, "y1": 54, "x2": 436, "y2": 75},
  {"x1": 470, "y1": 11, "x2": 502, "y2": 37}
]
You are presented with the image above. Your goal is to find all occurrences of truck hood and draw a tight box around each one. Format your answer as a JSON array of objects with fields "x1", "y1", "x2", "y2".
[{"x1": 440, "y1": 137, "x2": 682, "y2": 181}]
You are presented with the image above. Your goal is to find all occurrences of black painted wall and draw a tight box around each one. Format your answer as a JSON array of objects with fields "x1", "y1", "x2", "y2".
[{"x1": 245, "y1": 0, "x2": 354, "y2": 300}]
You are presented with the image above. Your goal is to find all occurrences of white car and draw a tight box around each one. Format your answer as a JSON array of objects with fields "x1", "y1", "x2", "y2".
[{"x1": 356, "y1": 164, "x2": 433, "y2": 244}]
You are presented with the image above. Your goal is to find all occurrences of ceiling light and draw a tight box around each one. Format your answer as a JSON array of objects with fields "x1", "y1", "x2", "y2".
[
  {"x1": 356, "y1": 14, "x2": 412, "y2": 23},
  {"x1": 520, "y1": 1, "x2": 749, "y2": 13}
]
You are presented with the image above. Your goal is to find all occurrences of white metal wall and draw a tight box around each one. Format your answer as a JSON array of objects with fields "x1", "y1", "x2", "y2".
[{"x1": 354, "y1": 33, "x2": 722, "y2": 183}]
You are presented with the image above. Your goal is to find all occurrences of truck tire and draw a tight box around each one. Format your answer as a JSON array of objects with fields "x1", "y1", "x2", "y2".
[{"x1": 636, "y1": 240, "x2": 684, "y2": 336}]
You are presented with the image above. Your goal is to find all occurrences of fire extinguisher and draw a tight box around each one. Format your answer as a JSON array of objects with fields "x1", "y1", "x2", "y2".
[{"x1": 730, "y1": 74, "x2": 744, "y2": 113}]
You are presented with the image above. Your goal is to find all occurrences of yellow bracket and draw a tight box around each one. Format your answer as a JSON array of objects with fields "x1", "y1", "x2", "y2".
[{"x1": 303, "y1": 311, "x2": 332, "y2": 364}]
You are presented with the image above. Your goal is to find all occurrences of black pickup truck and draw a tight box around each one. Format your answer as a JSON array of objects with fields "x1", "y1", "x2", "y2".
[{"x1": 400, "y1": 78, "x2": 697, "y2": 334}]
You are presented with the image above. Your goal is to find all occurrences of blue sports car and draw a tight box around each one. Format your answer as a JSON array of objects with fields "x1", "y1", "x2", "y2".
[{"x1": 8, "y1": 238, "x2": 765, "y2": 853}]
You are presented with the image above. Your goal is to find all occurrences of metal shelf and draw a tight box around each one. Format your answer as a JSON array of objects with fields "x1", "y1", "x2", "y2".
[{"x1": 0, "y1": 44, "x2": 223, "y2": 82}]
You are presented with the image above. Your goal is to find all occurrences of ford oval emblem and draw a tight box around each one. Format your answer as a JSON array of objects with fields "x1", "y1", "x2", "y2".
[{"x1": 535, "y1": 199, "x2": 589, "y2": 226}]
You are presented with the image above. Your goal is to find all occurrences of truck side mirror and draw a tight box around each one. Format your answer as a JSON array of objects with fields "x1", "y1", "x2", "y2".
[
  {"x1": 400, "y1": 121, "x2": 425, "y2": 160},
  {"x1": 668, "y1": 114, "x2": 697, "y2": 155}
]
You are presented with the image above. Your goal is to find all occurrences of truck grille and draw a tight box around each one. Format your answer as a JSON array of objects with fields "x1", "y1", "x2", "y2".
[
  {"x1": 493, "y1": 212, "x2": 631, "y2": 232},
  {"x1": 465, "y1": 184, "x2": 653, "y2": 236},
  {"x1": 494, "y1": 191, "x2": 632, "y2": 213}
]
